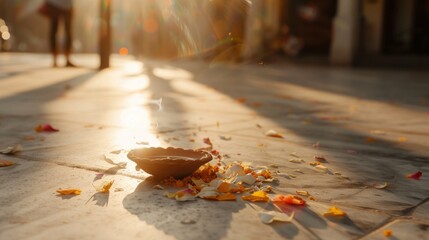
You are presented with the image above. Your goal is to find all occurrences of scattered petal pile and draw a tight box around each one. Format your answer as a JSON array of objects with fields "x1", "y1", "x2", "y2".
[{"x1": 162, "y1": 162, "x2": 277, "y2": 203}]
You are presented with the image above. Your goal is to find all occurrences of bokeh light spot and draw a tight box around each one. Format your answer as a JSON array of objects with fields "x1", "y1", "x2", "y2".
[
  {"x1": 119, "y1": 47, "x2": 129, "y2": 56},
  {"x1": 1, "y1": 31, "x2": 10, "y2": 40}
]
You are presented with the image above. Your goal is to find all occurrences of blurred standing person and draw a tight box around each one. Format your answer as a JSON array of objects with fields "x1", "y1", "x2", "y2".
[{"x1": 44, "y1": 0, "x2": 75, "y2": 67}]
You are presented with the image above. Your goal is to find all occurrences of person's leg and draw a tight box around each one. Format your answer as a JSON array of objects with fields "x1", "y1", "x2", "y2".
[
  {"x1": 64, "y1": 9, "x2": 75, "y2": 67},
  {"x1": 49, "y1": 13, "x2": 59, "y2": 67}
]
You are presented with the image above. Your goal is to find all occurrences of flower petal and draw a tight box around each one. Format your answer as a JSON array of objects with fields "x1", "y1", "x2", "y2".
[
  {"x1": 216, "y1": 182, "x2": 243, "y2": 193},
  {"x1": 265, "y1": 130, "x2": 284, "y2": 138},
  {"x1": 272, "y1": 194, "x2": 306, "y2": 205},
  {"x1": 166, "y1": 189, "x2": 196, "y2": 201},
  {"x1": 203, "y1": 137, "x2": 213, "y2": 147},
  {"x1": 383, "y1": 229, "x2": 393, "y2": 237},
  {"x1": 373, "y1": 182, "x2": 388, "y2": 189},
  {"x1": 0, "y1": 159, "x2": 14, "y2": 167},
  {"x1": 56, "y1": 189, "x2": 81, "y2": 195},
  {"x1": 94, "y1": 180, "x2": 114, "y2": 193},
  {"x1": 219, "y1": 136, "x2": 232, "y2": 141},
  {"x1": 296, "y1": 190, "x2": 309, "y2": 196},
  {"x1": 215, "y1": 193, "x2": 236, "y2": 201},
  {"x1": 241, "y1": 190, "x2": 270, "y2": 202},
  {"x1": 0, "y1": 144, "x2": 22, "y2": 155},
  {"x1": 258, "y1": 211, "x2": 295, "y2": 224},
  {"x1": 35, "y1": 124, "x2": 59, "y2": 132},
  {"x1": 315, "y1": 165, "x2": 329, "y2": 173},
  {"x1": 406, "y1": 171, "x2": 422, "y2": 180},
  {"x1": 323, "y1": 206, "x2": 346, "y2": 217},
  {"x1": 233, "y1": 174, "x2": 256, "y2": 185},
  {"x1": 224, "y1": 164, "x2": 245, "y2": 178},
  {"x1": 289, "y1": 159, "x2": 305, "y2": 164}
]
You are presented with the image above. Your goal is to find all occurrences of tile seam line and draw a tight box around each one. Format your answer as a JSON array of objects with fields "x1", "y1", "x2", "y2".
[
  {"x1": 7, "y1": 154, "x2": 146, "y2": 181},
  {"x1": 356, "y1": 197, "x2": 429, "y2": 239}
]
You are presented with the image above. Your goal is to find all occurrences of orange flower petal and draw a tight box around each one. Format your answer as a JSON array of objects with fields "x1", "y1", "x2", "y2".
[
  {"x1": 272, "y1": 194, "x2": 306, "y2": 205},
  {"x1": 383, "y1": 229, "x2": 392, "y2": 237},
  {"x1": 215, "y1": 193, "x2": 236, "y2": 201},
  {"x1": 216, "y1": 182, "x2": 243, "y2": 193},
  {"x1": 96, "y1": 180, "x2": 114, "y2": 193},
  {"x1": 0, "y1": 159, "x2": 14, "y2": 167},
  {"x1": 56, "y1": 189, "x2": 81, "y2": 195}
]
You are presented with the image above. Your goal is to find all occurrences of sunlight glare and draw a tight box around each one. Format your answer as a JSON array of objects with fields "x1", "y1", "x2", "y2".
[
  {"x1": 121, "y1": 75, "x2": 150, "y2": 92},
  {"x1": 114, "y1": 106, "x2": 160, "y2": 149},
  {"x1": 123, "y1": 61, "x2": 143, "y2": 75},
  {"x1": 153, "y1": 67, "x2": 193, "y2": 80}
]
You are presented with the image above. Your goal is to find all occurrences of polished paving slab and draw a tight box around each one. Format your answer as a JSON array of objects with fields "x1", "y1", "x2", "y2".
[{"x1": 0, "y1": 53, "x2": 428, "y2": 240}]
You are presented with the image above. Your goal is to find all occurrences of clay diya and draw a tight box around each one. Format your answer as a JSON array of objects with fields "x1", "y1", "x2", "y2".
[{"x1": 127, "y1": 147, "x2": 212, "y2": 179}]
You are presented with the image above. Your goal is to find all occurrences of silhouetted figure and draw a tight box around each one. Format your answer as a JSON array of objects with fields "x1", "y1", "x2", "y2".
[{"x1": 46, "y1": 0, "x2": 75, "y2": 67}]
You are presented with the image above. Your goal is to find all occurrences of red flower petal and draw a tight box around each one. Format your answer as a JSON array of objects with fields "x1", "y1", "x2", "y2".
[
  {"x1": 35, "y1": 124, "x2": 59, "y2": 132},
  {"x1": 406, "y1": 171, "x2": 422, "y2": 180},
  {"x1": 203, "y1": 138, "x2": 212, "y2": 146},
  {"x1": 272, "y1": 194, "x2": 306, "y2": 205},
  {"x1": 211, "y1": 150, "x2": 219, "y2": 155},
  {"x1": 43, "y1": 124, "x2": 59, "y2": 132}
]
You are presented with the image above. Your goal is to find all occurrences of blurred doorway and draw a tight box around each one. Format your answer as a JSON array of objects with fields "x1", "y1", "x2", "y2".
[
  {"x1": 281, "y1": 0, "x2": 337, "y2": 56},
  {"x1": 383, "y1": 0, "x2": 429, "y2": 54}
]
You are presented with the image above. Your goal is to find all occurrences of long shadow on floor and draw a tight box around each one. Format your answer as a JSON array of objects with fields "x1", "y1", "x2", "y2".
[
  {"x1": 123, "y1": 178, "x2": 246, "y2": 240},
  {"x1": 162, "y1": 60, "x2": 429, "y2": 216}
]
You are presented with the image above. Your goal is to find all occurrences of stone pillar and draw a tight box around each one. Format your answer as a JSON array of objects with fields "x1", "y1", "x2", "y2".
[
  {"x1": 362, "y1": 0, "x2": 385, "y2": 54},
  {"x1": 330, "y1": 0, "x2": 361, "y2": 65},
  {"x1": 99, "y1": 0, "x2": 111, "y2": 70},
  {"x1": 242, "y1": 0, "x2": 282, "y2": 60}
]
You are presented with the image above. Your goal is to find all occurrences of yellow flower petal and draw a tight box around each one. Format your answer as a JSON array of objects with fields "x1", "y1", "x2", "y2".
[
  {"x1": 323, "y1": 206, "x2": 346, "y2": 217},
  {"x1": 241, "y1": 190, "x2": 269, "y2": 202}
]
